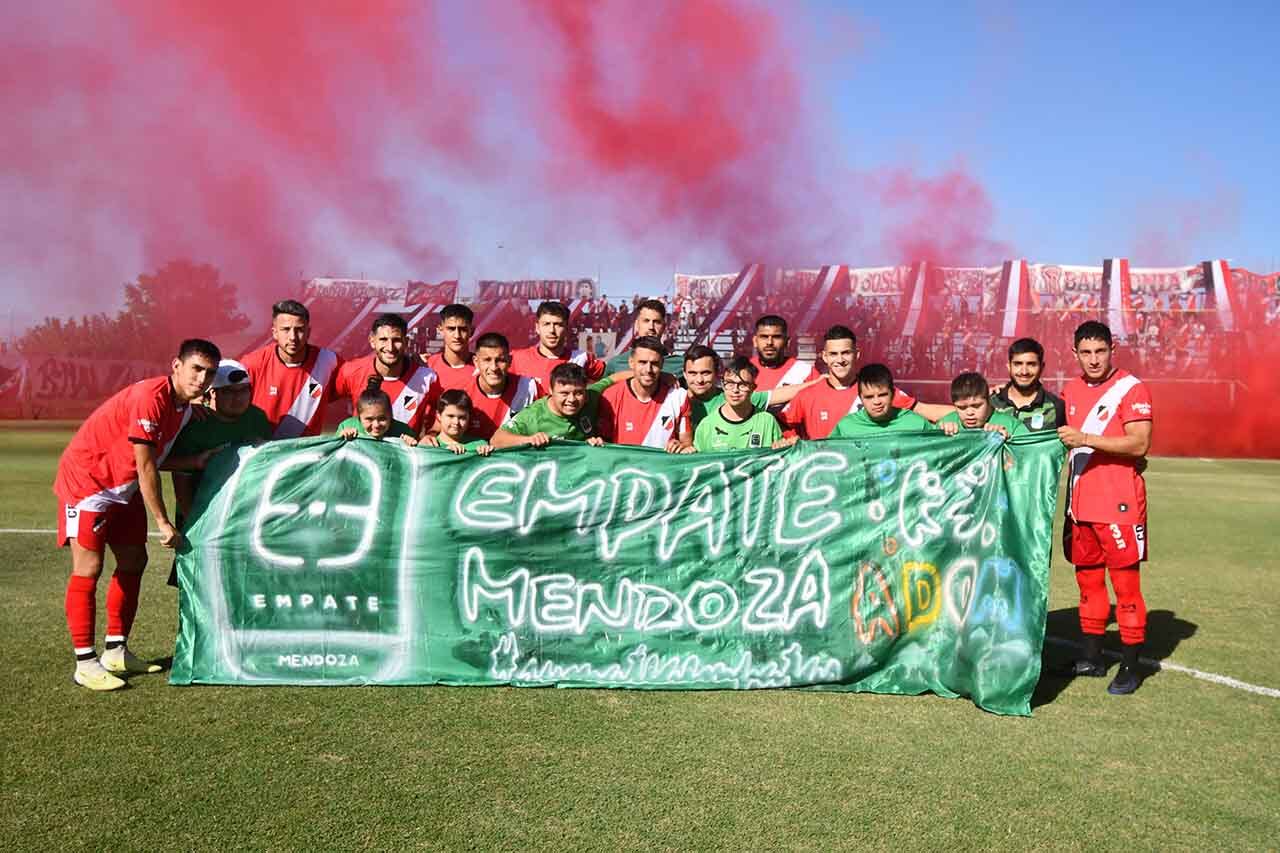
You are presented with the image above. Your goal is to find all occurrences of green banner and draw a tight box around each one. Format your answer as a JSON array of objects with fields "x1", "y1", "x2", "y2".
[{"x1": 172, "y1": 432, "x2": 1065, "y2": 715}]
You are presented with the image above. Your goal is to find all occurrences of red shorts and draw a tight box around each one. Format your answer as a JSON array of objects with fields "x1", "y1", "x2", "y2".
[
  {"x1": 1063, "y1": 518, "x2": 1148, "y2": 569},
  {"x1": 57, "y1": 494, "x2": 147, "y2": 552}
]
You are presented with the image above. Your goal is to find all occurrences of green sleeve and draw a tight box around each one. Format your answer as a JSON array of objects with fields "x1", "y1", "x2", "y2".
[
  {"x1": 335, "y1": 416, "x2": 360, "y2": 436},
  {"x1": 502, "y1": 406, "x2": 536, "y2": 436},
  {"x1": 760, "y1": 413, "x2": 783, "y2": 445},
  {"x1": 588, "y1": 376, "x2": 615, "y2": 394},
  {"x1": 938, "y1": 411, "x2": 961, "y2": 427},
  {"x1": 692, "y1": 417, "x2": 714, "y2": 452},
  {"x1": 462, "y1": 437, "x2": 490, "y2": 452},
  {"x1": 751, "y1": 390, "x2": 771, "y2": 412}
]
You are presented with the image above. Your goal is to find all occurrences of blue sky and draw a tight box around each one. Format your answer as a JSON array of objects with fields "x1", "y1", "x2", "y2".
[{"x1": 805, "y1": 1, "x2": 1278, "y2": 270}]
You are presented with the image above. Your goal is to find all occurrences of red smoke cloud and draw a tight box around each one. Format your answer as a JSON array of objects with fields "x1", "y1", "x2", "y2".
[{"x1": 2, "y1": 1, "x2": 1009, "y2": 311}]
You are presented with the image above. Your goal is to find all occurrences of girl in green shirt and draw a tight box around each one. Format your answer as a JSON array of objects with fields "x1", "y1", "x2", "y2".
[{"x1": 336, "y1": 384, "x2": 418, "y2": 445}]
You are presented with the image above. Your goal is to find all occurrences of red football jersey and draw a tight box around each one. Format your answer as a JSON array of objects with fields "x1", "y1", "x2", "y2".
[
  {"x1": 1064, "y1": 368, "x2": 1153, "y2": 525},
  {"x1": 425, "y1": 351, "x2": 476, "y2": 392},
  {"x1": 598, "y1": 379, "x2": 691, "y2": 448},
  {"x1": 781, "y1": 380, "x2": 916, "y2": 440},
  {"x1": 510, "y1": 346, "x2": 605, "y2": 398},
  {"x1": 240, "y1": 344, "x2": 341, "y2": 438},
  {"x1": 334, "y1": 355, "x2": 440, "y2": 434},
  {"x1": 54, "y1": 376, "x2": 192, "y2": 508},
  {"x1": 466, "y1": 374, "x2": 539, "y2": 440},
  {"x1": 749, "y1": 356, "x2": 819, "y2": 391}
]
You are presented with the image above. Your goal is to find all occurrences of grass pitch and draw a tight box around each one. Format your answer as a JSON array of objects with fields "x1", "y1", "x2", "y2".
[{"x1": 1, "y1": 423, "x2": 1277, "y2": 851}]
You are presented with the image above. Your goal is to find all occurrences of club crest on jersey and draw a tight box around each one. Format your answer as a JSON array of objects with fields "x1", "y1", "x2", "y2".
[
  {"x1": 579, "y1": 416, "x2": 594, "y2": 433},
  {"x1": 403, "y1": 394, "x2": 418, "y2": 411},
  {"x1": 309, "y1": 381, "x2": 322, "y2": 399},
  {"x1": 661, "y1": 415, "x2": 671, "y2": 427},
  {"x1": 1031, "y1": 413, "x2": 1044, "y2": 429},
  {"x1": 749, "y1": 432, "x2": 763, "y2": 448}
]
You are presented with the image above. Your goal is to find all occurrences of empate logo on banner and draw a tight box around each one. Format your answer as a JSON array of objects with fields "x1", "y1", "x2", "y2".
[{"x1": 196, "y1": 441, "x2": 423, "y2": 681}]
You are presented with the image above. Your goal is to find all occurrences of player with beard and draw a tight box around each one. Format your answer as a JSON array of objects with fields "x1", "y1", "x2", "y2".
[
  {"x1": 597, "y1": 336, "x2": 693, "y2": 452},
  {"x1": 990, "y1": 337, "x2": 1066, "y2": 431},
  {"x1": 605, "y1": 298, "x2": 683, "y2": 374},
  {"x1": 749, "y1": 315, "x2": 819, "y2": 391},
  {"x1": 777, "y1": 326, "x2": 952, "y2": 442},
  {"x1": 1056, "y1": 321, "x2": 1153, "y2": 695},
  {"x1": 55, "y1": 339, "x2": 220, "y2": 690},
  {"x1": 425, "y1": 304, "x2": 476, "y2": 391},
  {"x1": 510, "y1": 301, "x2": 605, "y2": 395},
  {"x1": 334, "y1": 313, "x2": 441, "y2": 436},
  {"x1": 240, "y1": 300, "x2": 342, "y2": 438},
  {"x1": 682, "y1": 345, "x2": 817, "y2": 431},
  {"x1": 491, "y1": 362, "x2": 611, "y2": 448}
]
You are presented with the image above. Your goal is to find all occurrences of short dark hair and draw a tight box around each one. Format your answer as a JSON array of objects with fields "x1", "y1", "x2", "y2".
[
  {"x1": 683, "y1": 344, "x2": 720, "y2": 369},
  {"x1": 636, "y1": 299, "x2": 666, "y2": 319},
  {"x1": 1074, "y1": 321, "x2": 1113, "y2": 348},
  {"x1": 724, "y1": 356, "x2": 760, "y2": 383},
  {"x1": 856, "y1": 363, "x2": 894, "y2": 392},
  {"x1": 950, "y1": 372, "x2": 988, "y2": 402},
  {"x1": 823, "y1": 325, "x2": 857, "y2": 347},
  {"x1": 436, "y1": 388, "x2": 473, "y2": 413},
  {"x1": 549, "y1": 362, "x2": 587, "y2": 388},
  {"x1": 631, "y1": 335, "x2": 667, "y2": 359},
  {"x1": 369, "y1": 313, "x2": 407, "y2": 336},
  {"x1": 755, "y1": 314, "x2": 788, "y2": 335},
  {"x1": 439, "y1": 304, "x2": 473, "y2": 325},
  {"x1": 1008, "y1": 337, "x2": 1044, "y2": 362},
  {"x1": 536, "y1": 301, "x2": 570, "y2": 322},
  {"x1": 272, "y1": 299, "x2": 309, "y2": 323},
  {"x1": 177, "y1": 339, "x2": 221, "y2": 363},
  {"x1": 473, "y1": 332, "x2": 510, "y2": 353}
]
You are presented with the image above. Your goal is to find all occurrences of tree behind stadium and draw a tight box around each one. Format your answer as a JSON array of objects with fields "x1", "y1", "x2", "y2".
[{"x1": 19, "y1": 260, "x2": 249, "y2": 361}]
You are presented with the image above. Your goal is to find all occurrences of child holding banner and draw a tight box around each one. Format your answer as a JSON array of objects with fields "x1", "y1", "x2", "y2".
[
  {"x1": 420, "y1": 390, "x2": 493, "y2": 455},
  {"x1": 336, "y1": 383, "x2": 418, "y2": 445}
]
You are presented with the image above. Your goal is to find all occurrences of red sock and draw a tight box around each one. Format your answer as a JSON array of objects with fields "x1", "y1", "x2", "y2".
[
  {"x1": 1110, "y1": 565, "x2": 1147, "y2": 645},
  {"x1": 1075, "y1": 566, "x2": 1110, "y2": 636},
  {"x1": 65, "y1": 575, "x2": 98, "y2": 654},
  {"x1": 106, "y1": 572, "x2": 143, "y2": 641}
]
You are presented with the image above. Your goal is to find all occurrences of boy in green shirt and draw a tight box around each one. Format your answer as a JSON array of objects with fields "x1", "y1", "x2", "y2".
[
  {"x1": 336, "y1": 383, "x2": 418, "y2": 444},
  {"x1": 938, "y1": 372, "x2": 1028, "y2": 439},
  {"x1": 420, "y1": 389, "x2": 494, "y2": 455},
  {"x1": 682, "y1": 345, "x2": 817, "y2": 431},
  {"x1": 832, "y1": 363, "x2": 936, "y2": 436},
  {"x1": 693, "y1": 357, "x2": 784, "y2": 452},
  {"x1": 490, "y1": 363, "x2": 611, "y2": 448}
]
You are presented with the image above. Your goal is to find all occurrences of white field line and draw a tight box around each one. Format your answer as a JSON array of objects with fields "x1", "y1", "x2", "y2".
[
  {"x1": 4, "y1": 523, "x2": 1277, "y2": 699},
  {"x1": 1046, "y1": 636, "x2": 1279, "y2": 699}
]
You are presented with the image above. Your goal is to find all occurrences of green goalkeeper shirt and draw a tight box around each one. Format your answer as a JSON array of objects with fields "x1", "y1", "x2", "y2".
[
  {"x1": 693, "y1": 404, "x2": 782, "y2": 452},
  {"x1": 501, "y1": 377, "x2": 613, "y2": 441}
]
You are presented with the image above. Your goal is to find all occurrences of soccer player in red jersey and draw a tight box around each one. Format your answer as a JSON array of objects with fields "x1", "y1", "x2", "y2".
[
  {"x1": 464, "y1": 332, "x2": 538, "y2": 440},
  {"x1": 749, "y1": 315, "x2": 819, "y2": 391},
  {"x1": 334, "y1": 312, "x2": 440, "y2": 436},
  {"x1": 1057, "y1": 321, "x2": 1154, "y2": 695},
  {"x1": 598, "y1": 336, "x2": 693, "y2": 452},
  {"x1": 777, "y1": 325, "x2": 951, "y2": 442},
  {"x1": 424, "y1": 304, "x2": 476, "y2": 391},
  {"x1": 510, "y1": 300, "x2": 605, "y2": 396},
  {"x1": 54, "y1": 339, "x2": 220, "y2": 691},
  {"x1": 239, "y1": 300, "x2": 342, "y2": 438}
]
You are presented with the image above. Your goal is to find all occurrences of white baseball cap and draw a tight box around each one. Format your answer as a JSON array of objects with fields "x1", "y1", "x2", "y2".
[{"x1": 211, "y1": 359, "x2": 251, "y2": 390}]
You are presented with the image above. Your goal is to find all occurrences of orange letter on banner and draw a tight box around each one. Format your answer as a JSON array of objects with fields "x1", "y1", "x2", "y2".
[{"x1": 851, "y1": 562, "x2": 899, "y2": 645}]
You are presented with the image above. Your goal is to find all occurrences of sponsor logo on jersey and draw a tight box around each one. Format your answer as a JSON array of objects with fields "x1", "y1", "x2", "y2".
[
  {"x1": 1118, "y1": 503, "x2": 1128, "y2": 513},
  {"x1": 625, "y1": 421, "x2": 634, "y2": 432},
  {"x1": 749, "y1": 432, "x2": 762, "y2": 448},
  {"x1": 65, "y1": 507, "x2": 78, "y2": 519},
  {"x1": 269, "y1": 385, "x2": 279, "y2": 396},
  {"x1": 819, "y1": 410, "x2": 829, "y2": 421},
  {"x1": 1031, "y1": 413, "x2": 1044, "y2": 429},
  {"x1": 136, "y1": 418, "x2": 157, "y2": 433},
  {"x1": 1131, "y1": 401, "x2": 1152, "y2": 415},
  {"x1": 1068, "y1": 404, "x2": 1076, "y2": 416}
]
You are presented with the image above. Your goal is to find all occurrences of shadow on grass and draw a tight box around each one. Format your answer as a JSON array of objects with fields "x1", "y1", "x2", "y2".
[{"x1": 1033, "y1": 608, "x2": 1198, "y2": 707}]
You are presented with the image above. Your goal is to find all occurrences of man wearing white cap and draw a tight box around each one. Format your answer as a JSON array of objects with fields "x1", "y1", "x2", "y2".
[{"x1": 165, "y1": 358, "x2": 273, "y2": 529}]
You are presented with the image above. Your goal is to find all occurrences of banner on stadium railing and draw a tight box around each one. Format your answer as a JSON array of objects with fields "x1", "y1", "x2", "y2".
[
  {"x1": 674, "y1": 272, "x2": 738, "y2": 301},
  {"x1": 303, "y1": 277, "x2": 406, "y2": 302},
  {"x1": 171, "y1": 433, "x2": 1065, "y2": 715},
  {"x1": 405, "y1": 279, "x2": 458, "y2": 307},
  {"x1": 476, "y1": 278, "x2": 597, "y2": 302}
]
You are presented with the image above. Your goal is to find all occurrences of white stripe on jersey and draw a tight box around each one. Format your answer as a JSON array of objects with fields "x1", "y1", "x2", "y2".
[
  {"x1": 274, "y1": 348, "x2": 339, "y2": 439},
  {"x1": 639, "y1": 386, "x2": 689, "y2": 448},
  {"x1": 1066, "y1": 374, "x2": 1142, "y2": 519}
]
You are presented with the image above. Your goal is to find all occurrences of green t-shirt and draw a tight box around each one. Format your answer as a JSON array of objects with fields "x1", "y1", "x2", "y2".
[
  {"x1": 938, "y1": 410, "x2": 1028, "y2": 436},
  {"x1": 335, "y1": 415, "x2": 416, "y2": 440},
  {"x1": 170, "y1": 405, "x2": 272, "y2": 459},
  {"x1": 501, "y1": 377, "x2": 613, "y2": 441},
  {"x1": 689, "y1": 390, "x2": 771, "y2": 431},
  {"x1": 693, "y1": 404, "x2": 782, "y2": 452},
  {"x1": 832, "y1": 407, "x2": 936, "y2": 437}
]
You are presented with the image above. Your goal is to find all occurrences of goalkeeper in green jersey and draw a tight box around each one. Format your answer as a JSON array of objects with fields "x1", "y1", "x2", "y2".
[
  {"x1": 490, "y1": 363, "x2": 611, "y2": 448},
  {"x1": 692, "y1": 357, "x2": 784, "y2": 452}
]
